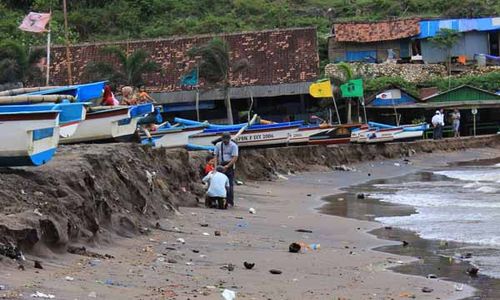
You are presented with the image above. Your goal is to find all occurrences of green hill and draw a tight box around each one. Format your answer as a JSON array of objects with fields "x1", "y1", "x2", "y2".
[{"x1": 2, "y1": 0, "x2": 499, "y2": 46}]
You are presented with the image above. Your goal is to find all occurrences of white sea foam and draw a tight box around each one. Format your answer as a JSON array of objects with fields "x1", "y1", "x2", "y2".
[{"x1": 435, "y1": 169, "x2": 500, "y2": 183}]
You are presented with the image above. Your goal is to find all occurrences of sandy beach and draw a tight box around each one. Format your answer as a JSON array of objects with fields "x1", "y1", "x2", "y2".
[{"x1": 2, "y1": 144, "x2": 500, "y2": 300}]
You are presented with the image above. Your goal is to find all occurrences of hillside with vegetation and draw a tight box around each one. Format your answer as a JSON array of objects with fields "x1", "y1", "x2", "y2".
[
  {"x1": 2, "y1": 0, "x2": 499, "y2": 49},
  {"x1": 0, "y1": 0, "x2": 499, "y2": 91}
]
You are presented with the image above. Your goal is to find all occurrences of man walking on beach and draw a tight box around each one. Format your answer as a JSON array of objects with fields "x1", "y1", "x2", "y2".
[{"x1": 215, "y1": 132, "x2": 238, "y2": 207}]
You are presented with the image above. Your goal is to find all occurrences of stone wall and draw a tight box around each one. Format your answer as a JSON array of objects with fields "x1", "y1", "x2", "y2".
[{"x1": 325, "y1": 62, "x2": 447, "y2": 83}]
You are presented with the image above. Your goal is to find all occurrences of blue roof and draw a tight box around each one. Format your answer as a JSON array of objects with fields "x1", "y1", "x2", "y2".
[{"x1": 418, "y1": 17, "x2": 500, "y2": 39}]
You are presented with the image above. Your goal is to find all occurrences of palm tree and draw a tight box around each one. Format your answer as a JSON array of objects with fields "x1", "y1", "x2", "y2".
[
  {"x1": 0, "y1": 40, "x2": 45, "y2": 85},
  {"x1": 84, "y1": 46, "x2": 159, "y2": 86},
  {"x1": 188, "y1": 38, "x2": 248, "y2": 124},
  {"x1": 329, "y1": 62, "x2": 355, "y2": 123}
]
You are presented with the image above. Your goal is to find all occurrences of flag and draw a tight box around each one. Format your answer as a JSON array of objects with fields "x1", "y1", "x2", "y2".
[
  {"x1": 376, "y1": 92, "x2": 393, "y2": 99},
  {"x1": 180, "y1": 68, "x2": 198, "y2": 86},
  {"x1": 340, "y1": 79, "x2": 363, "y2": 98},
  {"x1": 309, "y1": 79, "x2": 333, "y2": 98},
  {"x1": 19, "y1": 12, "x2": 51, "y2": 33}
]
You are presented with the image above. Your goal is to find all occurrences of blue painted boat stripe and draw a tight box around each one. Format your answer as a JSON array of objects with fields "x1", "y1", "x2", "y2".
[{"x1": 32, "y1": 128, "x2": 54, "y2": 141}]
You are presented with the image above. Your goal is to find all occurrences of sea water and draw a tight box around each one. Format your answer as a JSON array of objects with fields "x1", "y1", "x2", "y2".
[{"x1": 372, "y1": 163, "x2": 500, "y2": 278}]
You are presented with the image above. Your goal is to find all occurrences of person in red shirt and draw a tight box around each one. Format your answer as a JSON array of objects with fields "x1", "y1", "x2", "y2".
[
  {"x1": 204, "y1": 155, "x2": 215, "y2": 175},
  {"x1": 101, "y1": 85, "x2": 119, "y2": 106}
]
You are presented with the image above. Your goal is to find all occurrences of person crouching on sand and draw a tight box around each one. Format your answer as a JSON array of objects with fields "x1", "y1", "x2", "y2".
[{"x1": 202, "y1": 165, "x2": 230, "y2": 209}]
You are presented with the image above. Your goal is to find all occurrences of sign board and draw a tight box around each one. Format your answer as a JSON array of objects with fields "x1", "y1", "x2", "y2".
[{"x1": 471, "y1": 108, "x2": 478, "y2": 115}]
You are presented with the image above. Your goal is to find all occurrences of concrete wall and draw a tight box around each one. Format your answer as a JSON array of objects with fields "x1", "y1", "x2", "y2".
[
  {"x1": 421, "y1": 31, "x2": 489, "y2": 63},
  {"x1": 328, "y1": 39, "x2": 410, "y2": 63}
]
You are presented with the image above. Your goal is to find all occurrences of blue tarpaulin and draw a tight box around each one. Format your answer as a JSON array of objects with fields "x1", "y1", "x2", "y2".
[{"x1": 418, "y1": 17, "x2": 500, "y2": 39}]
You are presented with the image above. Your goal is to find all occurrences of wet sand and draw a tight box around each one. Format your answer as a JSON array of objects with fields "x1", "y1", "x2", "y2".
[
  {"x1": 323, "y1": 181, "x2": 500, "y2": 300},
  {"x1": 1, "y1": 147, "x2": 500, "y2": 299}
]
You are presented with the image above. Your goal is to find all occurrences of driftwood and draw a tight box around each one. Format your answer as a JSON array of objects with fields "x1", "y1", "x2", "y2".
[{"x1": 0, "y1": 94, "x2": 75, "y2": 104}]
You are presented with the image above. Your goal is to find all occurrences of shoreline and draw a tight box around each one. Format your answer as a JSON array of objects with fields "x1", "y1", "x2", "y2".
[
  {"x1": 1, "y1": 146, "x2": 500, "y2": 299},
  {"x1": 319, "y1": 155, "x2": 500, "y2": 300}
]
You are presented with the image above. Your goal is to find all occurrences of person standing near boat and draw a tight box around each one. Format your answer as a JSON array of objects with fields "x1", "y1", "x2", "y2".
[
  {"x1": 214, "y1": 132, "x2": 238, "y2": 207},
  {"x1": 432, "y1": 110, "x2": 443, "y2": 140},
  {"x1": 451, "y1": 109, "x2": 461, "y2": 138}
]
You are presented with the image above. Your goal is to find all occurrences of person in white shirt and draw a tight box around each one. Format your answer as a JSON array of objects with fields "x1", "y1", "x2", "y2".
[
  {"x1": 431, "y1": 110, "x2": 443, "y2": 140},
  {"x1": 202, "y1": 165, "x2": 230, "y2": 209}
]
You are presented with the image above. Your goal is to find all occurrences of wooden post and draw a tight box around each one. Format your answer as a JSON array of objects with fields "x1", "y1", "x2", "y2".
[{"x1": 62, "y1": 0, "x2": 73, "y2": 85}]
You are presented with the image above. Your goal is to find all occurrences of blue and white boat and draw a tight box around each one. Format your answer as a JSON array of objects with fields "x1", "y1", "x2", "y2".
[
  {"x1": 0, "y1": 110, "x2": 60, "y2": 166},
  {"x1": 25, "y1": 81, "x2": 106, "y2": 103},
  {"x1": 352, "y1": 122, "x2": 428, "y2": 143},
  {"x1": 175, "y1": 118, "x2": 303, "y2": 148},
  {"x1": 60, "y1": 103, "x2": 154, "y2": 144},
  {"x1": 0, "y1": 102, "x2": 86, "y2": 138},
  {"x1": 141, "y1": 123, "x2": 207, "y2": 148}
]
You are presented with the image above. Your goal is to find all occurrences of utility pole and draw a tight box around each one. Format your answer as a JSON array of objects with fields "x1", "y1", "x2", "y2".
[{"x1": 62, "y1": 0, "x2": 73, "y2": 85}]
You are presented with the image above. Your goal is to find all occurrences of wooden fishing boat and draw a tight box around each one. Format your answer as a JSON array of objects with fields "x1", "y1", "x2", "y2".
[
  {"x1": 188, "y1": 122, "x2": 301, "y2": 148},
  {"x1": 25, "y1": 81, "x2": 106, "y2": 102},
  {"x1": 60, "y1": 103, "x2": 154, "y2": 143},
  {"x1": 309, "y1": 124, "x2": 362, "y2": 145},
  {"x1": 0, "y1": 110, "x2": 60, "y2": 166},
  {"x1": 0, "y1": 103, "x2": 86, "y2": 138},
  {"x1": 353, "y1": 122, "x2": 428, "y2": 144},
  {"x1": 288, "y1": 124, "x2": 335, "y2": 144},
  {"x1": 142, "y1": 125, "x2": 206, "y2": 148}
]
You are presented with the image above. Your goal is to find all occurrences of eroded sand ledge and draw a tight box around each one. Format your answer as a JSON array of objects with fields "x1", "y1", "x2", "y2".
[{"x1": 0, "y1": 136, "x2": 499, "y2": 299}]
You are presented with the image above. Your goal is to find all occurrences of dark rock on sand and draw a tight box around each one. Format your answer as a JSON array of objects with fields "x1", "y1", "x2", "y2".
[
  {"x1": 289, "y1": 243, "x2": 301, "y2": 253},
  {"x1": 421, "y1": 287, "x2": 434, "y2": 293},
  {"x1": 467, "y1": 267, "x2": 479, "y2": 276},
  {"x1": 244, "y1": 262, "x2": 255, "y2": 269},
  {"x1": 269, "y1": 269, "x2": 282, "y2": 275},
  {"x1": 34, "y1": 260, "x2": 43, "y2": 269},
  {"x1": 295, "y1": 229, "x2": 313, "y2": 233}
]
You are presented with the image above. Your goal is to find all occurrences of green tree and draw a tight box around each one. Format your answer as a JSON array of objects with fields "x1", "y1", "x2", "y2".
[
  {"x1": 0, "y1": 40, "x2": 45, "y2": 85},
  {"x1": 188, "y1": 38, "x2": 249, "y2": 124},
  {"x1": 83, "y1": 46, "x2": 159, "y2": 86},
  {"x1": 429, "y1": 28, "x2": 461, "y2": 82}
]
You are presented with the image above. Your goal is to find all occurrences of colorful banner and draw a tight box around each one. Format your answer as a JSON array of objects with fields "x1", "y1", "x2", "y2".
[
  {"x1": 309, "y1": 79, "x2": 333, "y2": 98},
  {"x1": 19, "y1": 12, "x2": 51, "y2": 33},
  {"x1": 340, "y1": 79, "x2": 363, "y2": 98}
]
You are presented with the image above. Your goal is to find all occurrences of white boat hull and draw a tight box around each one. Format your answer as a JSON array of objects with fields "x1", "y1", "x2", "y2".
[
  {"x1": 393, "y1": 130, "x2": 425, "y2": 141},
  {"x1": 154, "y1": 127, "x2": 205, "y2": 148},
  {"x1": 289, "y1": 127, "x2": 332, "y2": 144},
  {"x1": 60, "y1": 107, "x2": 132, "y2": 143},
  {"x1": 189, "y1": 126, "x2": 299, "y2": 148},
  {"x1": 0, "y1": 111, "x2": 60, "y2": 166}
]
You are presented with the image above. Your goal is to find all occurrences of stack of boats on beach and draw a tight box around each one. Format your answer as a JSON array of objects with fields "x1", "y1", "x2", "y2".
[
  {"x1": 140, "y1": 117, "x2": 429, "y2": 150},
  {"x1": 0, "y1": 81, "x2": 154, "y2": 167}
]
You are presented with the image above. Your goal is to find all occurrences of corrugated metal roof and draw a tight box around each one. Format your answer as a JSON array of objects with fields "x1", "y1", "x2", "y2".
[{"x1": 418, "y1": 17, "x2": 500, "y2": 39}]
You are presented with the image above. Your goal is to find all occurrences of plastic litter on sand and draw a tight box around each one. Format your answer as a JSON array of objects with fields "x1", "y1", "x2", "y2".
[{"x1": 221, "y1": 289, "x2": 237, "y2": 300}]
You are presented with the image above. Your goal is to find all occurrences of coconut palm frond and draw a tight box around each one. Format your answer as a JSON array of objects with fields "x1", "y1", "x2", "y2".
[{"x1": 336, "y1": 62, "x2": 353, "y2": 81}]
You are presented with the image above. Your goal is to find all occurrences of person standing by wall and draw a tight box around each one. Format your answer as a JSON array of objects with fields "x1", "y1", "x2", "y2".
[
  {"x1": 214, "y1": 132, "x2": 238, "y2": 207},
  {"x1": 432, "y1": 111, "x2": 442, "y2": 140},
  {"x1": 451, "y1": 109, "x2": 461, "y2": 138}
]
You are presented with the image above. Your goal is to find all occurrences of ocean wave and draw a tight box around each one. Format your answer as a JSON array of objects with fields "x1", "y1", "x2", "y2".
[{"x1": 434, "y1": 169, "x2": 500, "y2": 183}]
